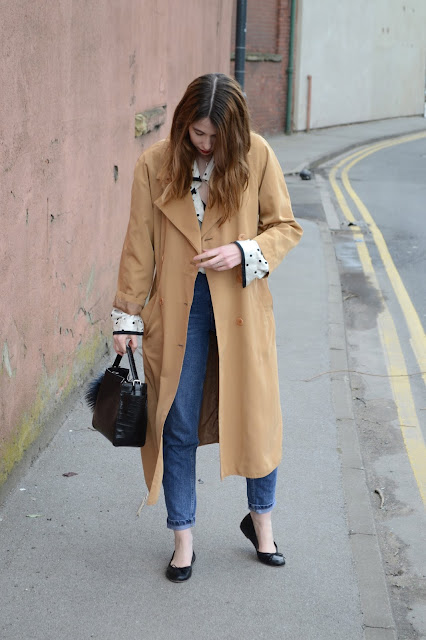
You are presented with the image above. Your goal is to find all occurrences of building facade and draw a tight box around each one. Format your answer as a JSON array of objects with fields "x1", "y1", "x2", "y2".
[
  {"x1": 231, "y1": 0, "x2": 293, "y2": 134},
  {"x1": 233, "y1": 0, "x2": 425, "y2": 134},
  {"x1": 293, "y1": 0, "x2": 426, "y2": 130}
]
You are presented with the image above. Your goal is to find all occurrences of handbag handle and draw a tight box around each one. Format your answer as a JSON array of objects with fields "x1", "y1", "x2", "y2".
[
  {"x1": 111, "y1": 347, "x2": 141, "y2": 382},
  {"x1": 112, "y1": 354, "x2": 122, "y2": 368},
  {"x1": 126, "y1": 344, "x2": 140, "y2": 381}
]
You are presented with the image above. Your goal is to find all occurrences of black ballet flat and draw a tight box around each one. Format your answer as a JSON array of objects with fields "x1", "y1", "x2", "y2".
[
  {"x1": 165, "y1": 551, "x2": 196, "y2": 583},
  {"x1": 240, "y1": 513, "x2": 285, "y2": 567}
]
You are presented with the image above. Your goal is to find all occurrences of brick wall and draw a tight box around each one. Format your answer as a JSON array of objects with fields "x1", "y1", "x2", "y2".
[{"x1": 231, "y1": 0, "x2": 292, "y2": 135}]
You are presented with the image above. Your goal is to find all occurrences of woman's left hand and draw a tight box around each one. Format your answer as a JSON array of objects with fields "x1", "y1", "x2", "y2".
[{"x1": 193, "y1": 243, "x2": 242, "y2": 271}]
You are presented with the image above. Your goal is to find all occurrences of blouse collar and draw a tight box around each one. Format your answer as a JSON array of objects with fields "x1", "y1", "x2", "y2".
[{"x1": 192, "y1": 157, "x2": 215, "y2": 184}]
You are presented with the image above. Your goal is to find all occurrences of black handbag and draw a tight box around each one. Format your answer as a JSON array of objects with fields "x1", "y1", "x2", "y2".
[{"x1": 85, "y1": 345, "x2": 147, "y2": 447}]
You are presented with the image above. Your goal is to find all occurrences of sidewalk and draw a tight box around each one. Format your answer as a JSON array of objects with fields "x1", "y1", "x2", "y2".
[
  {"x1": 267, "y1": 115, "x2": 426, "y2": 174},
  {"x1": 1, "y1": 116, "x2": 425, "y2": 640}
]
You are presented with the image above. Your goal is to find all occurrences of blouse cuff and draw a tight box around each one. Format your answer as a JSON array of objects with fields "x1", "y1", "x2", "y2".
[
  {"x1": 234, "y1": 240, "x2": 269, "y2": 288},
  {"x1": 111, "y1": 308, "x2": 144, "y2": 335}
]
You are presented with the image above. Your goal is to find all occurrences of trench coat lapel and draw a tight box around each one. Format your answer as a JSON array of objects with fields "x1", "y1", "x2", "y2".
[
  {"x1": 201, "y1": 200, "x2": 223, "y2": 239},
  {"x1": 154, "y1": 190, "x2": 201, "y2": 254}
]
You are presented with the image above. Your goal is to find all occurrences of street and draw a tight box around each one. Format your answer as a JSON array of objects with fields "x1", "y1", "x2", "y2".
[
  {"x1": 314, "y1": 134, "x2": 426, "y2": 639},
  {"x1": 1, "y1": 120, "x2": 425, "y2": 640},
  {"x1": 2, "y1": 0, "x2": 426, "y2": 636},
  {"x1": 339, "y1": 136, "x2": 426, "y2": 330}
]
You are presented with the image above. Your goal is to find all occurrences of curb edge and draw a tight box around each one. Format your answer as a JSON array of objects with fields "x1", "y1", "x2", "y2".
[
  {"x1": 282, "y1": 126, "x2": 426, "y2": 176},
  {"x1": 318, "y1": 220, "x2": 398, "y2": 640}
]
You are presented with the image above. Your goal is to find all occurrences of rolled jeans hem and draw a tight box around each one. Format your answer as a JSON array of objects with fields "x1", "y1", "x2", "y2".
[
  {"x1": 167, "y1": 518, "x2": 196, "y2": 531},
  {"x1": 248, "y1": 499, "x2": 276, "y2": 514}
]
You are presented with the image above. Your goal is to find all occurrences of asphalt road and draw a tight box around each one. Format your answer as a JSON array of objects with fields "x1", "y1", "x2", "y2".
[
  {"x1": 345, "y1": 136, "x2": 426, "y2": 332},
  {"x1": 314, "y1": 136, "x2": 426, "y2": 640}
]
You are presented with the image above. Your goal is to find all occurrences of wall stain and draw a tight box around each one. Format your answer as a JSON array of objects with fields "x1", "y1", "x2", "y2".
[
  {"x1": 0, "y1": 333, "x2": 106, "y2": 489},
  {"x1": 1, "y1": 342, "x2": 14, "y2": 378},
  {"x1": 86, "y1": 266, "x2": 95, "y2": 296}
]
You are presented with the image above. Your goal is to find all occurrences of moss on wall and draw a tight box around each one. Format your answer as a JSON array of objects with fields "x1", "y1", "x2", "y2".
[{"x1": 0, "y1": 333, "x2": 106, "y2": 489}]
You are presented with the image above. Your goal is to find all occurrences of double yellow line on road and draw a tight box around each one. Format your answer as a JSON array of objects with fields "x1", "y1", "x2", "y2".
[{"x1": 328, "y1": 132, "x2": 426, "y2": 504}]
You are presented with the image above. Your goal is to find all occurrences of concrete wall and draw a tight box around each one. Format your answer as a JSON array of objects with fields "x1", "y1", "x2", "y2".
[
  {"x1": 0, "y1": 0, "x2": 232, "y2": 495},
  {"x1": 293, "y1": 0, "x2": 426, "y2": 130}
]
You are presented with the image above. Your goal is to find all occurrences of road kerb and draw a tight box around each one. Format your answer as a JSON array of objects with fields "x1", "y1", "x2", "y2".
[
  {"x1": 319, "y1": 221, "x2": 397, "y2": 639},
  {"x1": 364, "y1": 628, "x2": 399, "y2": 640},
  {"x1": 305, "y1": 126, "x2": 426, "y2": 174}
]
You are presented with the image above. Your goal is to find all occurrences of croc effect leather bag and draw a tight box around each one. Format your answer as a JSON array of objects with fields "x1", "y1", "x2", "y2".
[{"x1": 87, "y1": 345, "x2": 147, "y2": 447}]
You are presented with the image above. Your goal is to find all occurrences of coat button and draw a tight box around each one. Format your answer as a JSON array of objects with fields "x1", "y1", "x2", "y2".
[
  {"x1": 236, "y1": 317, "x2": 243, "y2": 326},
  {"x1": 159, "y1": 297, "x2": 164, "y2": 306},
  {"x1": 238, "y1": 233, "x2": 246, "y2": 241}
]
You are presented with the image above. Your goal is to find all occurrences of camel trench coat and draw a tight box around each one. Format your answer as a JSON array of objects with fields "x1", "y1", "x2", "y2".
[{"x1": 113, "y1": 132, "x2": 303, "y2": 505}]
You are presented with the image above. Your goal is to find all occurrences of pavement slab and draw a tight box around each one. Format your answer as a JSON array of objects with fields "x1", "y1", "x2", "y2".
[
  {"x1": 0, "y1": 220, "x2": 365, "y2": 640},
  {"x1": 267, "y1": 115, "x2": 426, "y2": 175}
]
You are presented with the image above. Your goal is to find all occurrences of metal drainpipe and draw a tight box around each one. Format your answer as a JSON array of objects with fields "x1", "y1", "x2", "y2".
[
  {"x1": 235, "y1": 0, "x2": 247, "y2": 91},
  {"x1": 285, "y1": 0, "x2": 297, "y2": 134}
]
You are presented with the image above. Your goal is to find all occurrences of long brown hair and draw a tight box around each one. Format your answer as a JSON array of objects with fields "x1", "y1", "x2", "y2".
[{"x1": 159, "y1": 73, "x2": 251, "y2": 223}]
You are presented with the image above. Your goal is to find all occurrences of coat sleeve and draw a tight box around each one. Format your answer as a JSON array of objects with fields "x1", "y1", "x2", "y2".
[
  {"x1": 253, "y1": 139, "x2": 303, "y2": 274},
  {"x1": 113, "y1": 155, "x2": 155, "y2": 316}
]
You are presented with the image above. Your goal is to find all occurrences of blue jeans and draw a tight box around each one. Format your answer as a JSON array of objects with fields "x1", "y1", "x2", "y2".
[{"x1": 162, "y1": 273, "x2": 277, "y2": 531}]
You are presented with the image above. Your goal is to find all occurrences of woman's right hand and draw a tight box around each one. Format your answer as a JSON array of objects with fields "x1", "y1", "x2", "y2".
[{"x1": 113, "y1": 333, "x2": 139, "y2": 356}]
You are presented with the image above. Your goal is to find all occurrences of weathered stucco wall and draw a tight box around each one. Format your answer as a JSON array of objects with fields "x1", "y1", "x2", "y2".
[
  {"x1": 0, "y1": 0, "x2": 232, "y2": 494},
  {"x1": 293, "y1": 0, "x2": 426, "y2": 130}
]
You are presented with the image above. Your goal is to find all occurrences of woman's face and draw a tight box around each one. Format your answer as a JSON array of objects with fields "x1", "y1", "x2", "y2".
[{"x1": 188, "y1": 117, "x2": 217, "y2": 158}]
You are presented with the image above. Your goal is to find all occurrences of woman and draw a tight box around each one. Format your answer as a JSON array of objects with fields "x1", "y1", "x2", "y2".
[{"x1": 112, "y1": 73, "x2": 302, "y2": 582}]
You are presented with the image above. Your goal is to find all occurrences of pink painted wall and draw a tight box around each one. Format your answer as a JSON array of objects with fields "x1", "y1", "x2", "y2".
[{"x1": 0, "y1": 0, "x2": 233, "y2": 491}]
